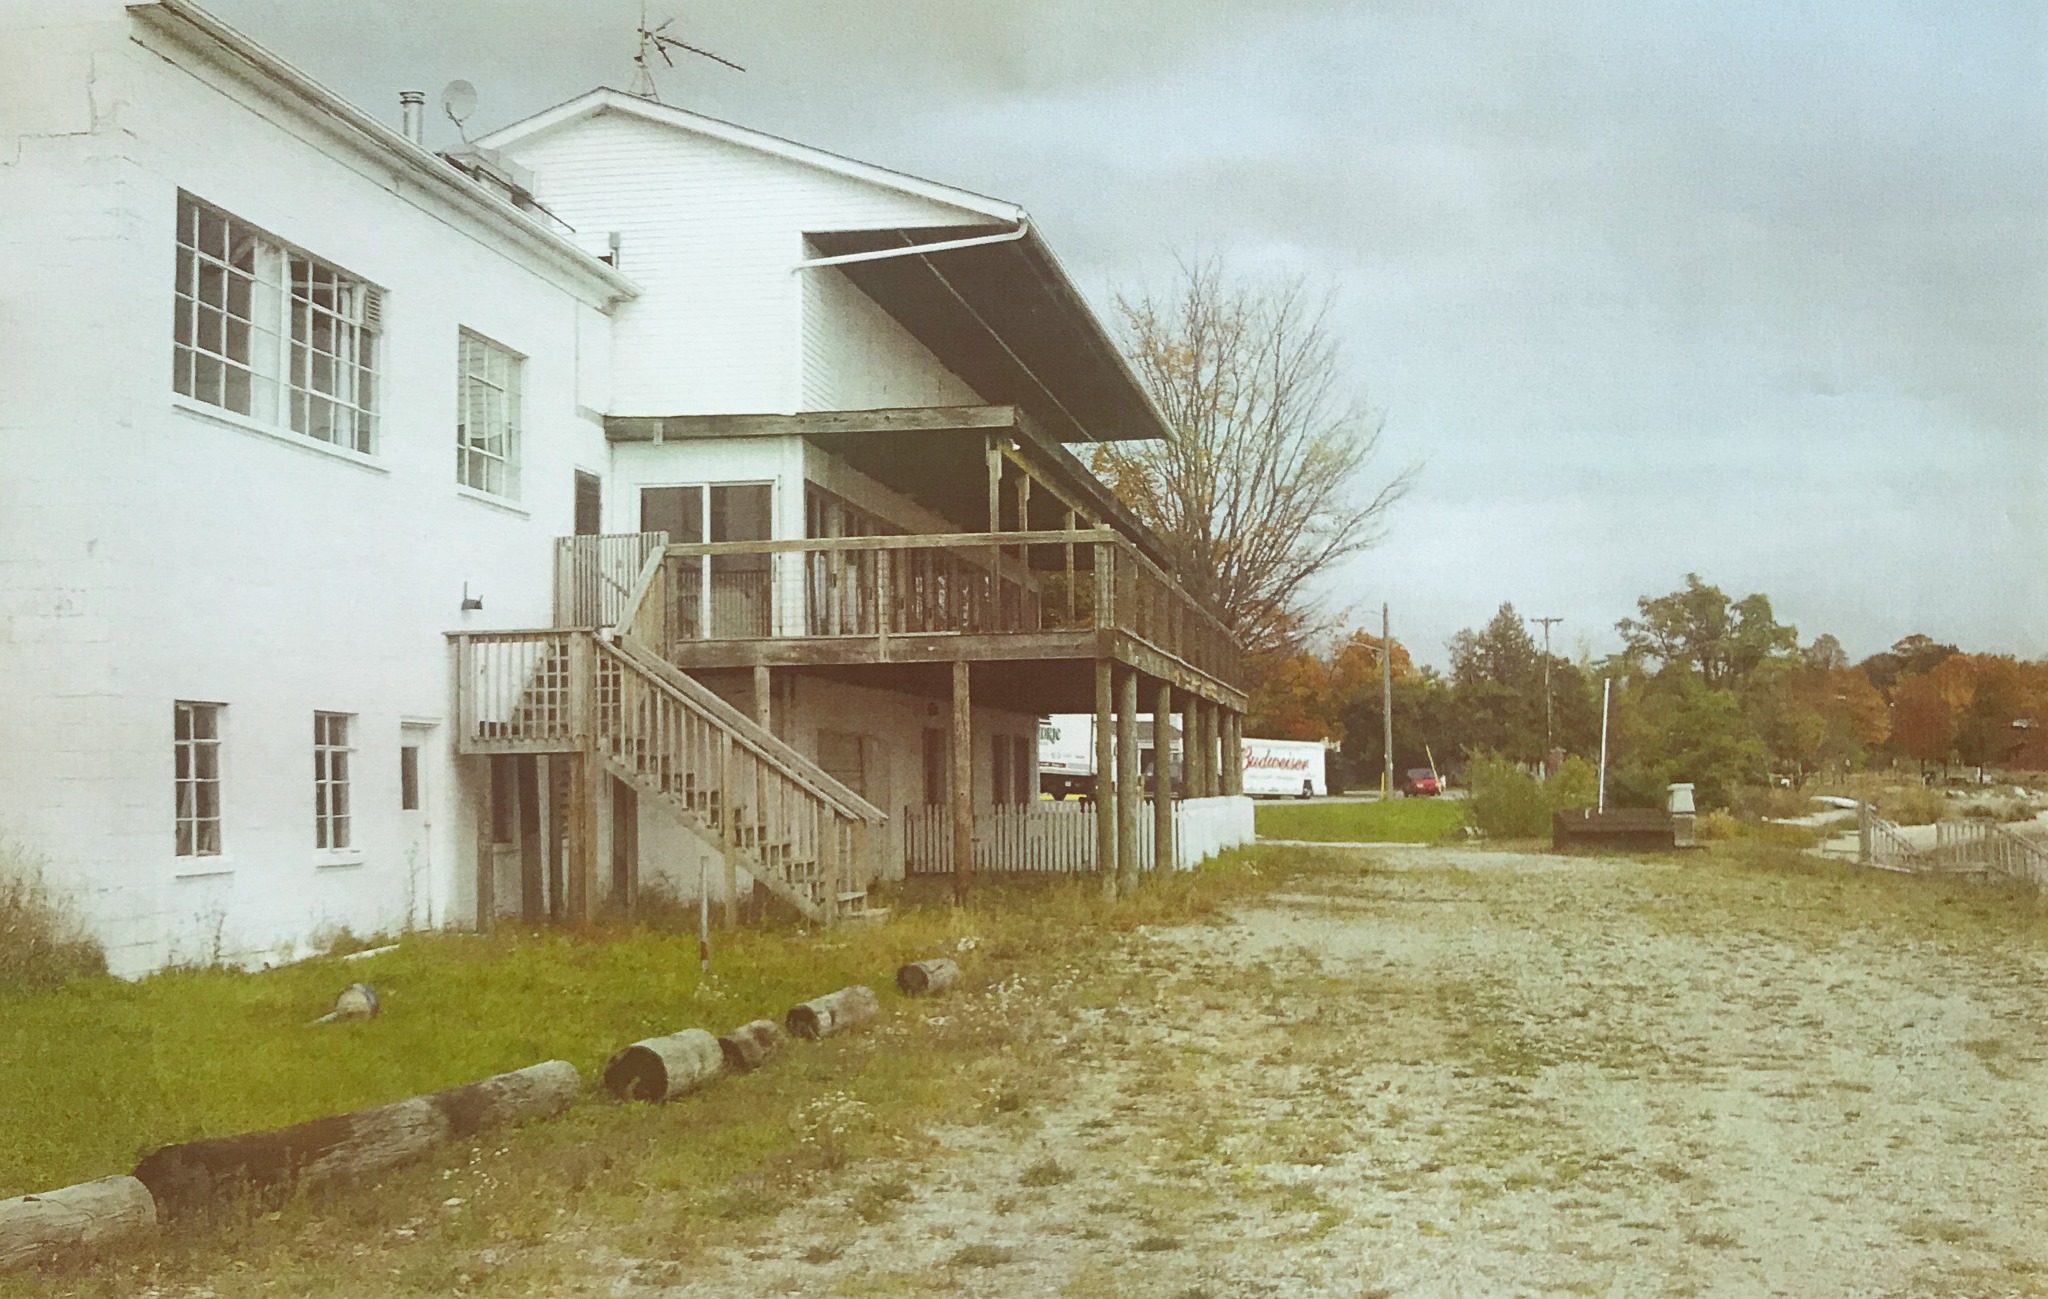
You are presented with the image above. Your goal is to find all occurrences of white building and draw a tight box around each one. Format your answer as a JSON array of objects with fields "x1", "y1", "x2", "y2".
[{"x1": 1, "y1": 0, "x2": 1251, "y2": 977}]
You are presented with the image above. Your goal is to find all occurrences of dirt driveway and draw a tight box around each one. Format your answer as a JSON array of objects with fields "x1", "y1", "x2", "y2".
[{"x1": 631, "y1": 847, "x2": 2048, "y2": 1299}]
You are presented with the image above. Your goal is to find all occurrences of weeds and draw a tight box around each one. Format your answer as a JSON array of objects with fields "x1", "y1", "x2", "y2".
[{"x1": 0, "y1": 834, "x2": 105, "y2": 991}]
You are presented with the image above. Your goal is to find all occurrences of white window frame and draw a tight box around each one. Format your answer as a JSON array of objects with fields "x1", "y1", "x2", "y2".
[
  {"x1": 457, "y1": 329, "x2": 523, "y2": 498},
  {"x1": 174, "y1": 701, "x2": 223, "y2": 858},
  {"x1": 314, "y1": 712, "x2": 354, "y2": 851},
  {"x1": 173, "y1": 192, "x2": 380, "y2": 454}
]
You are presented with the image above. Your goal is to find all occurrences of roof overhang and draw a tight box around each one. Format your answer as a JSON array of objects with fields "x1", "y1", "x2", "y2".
[
  {"x1": 802, "y1": 226, "x2": 1173, "y2": 445},
  {"x1": 128, "y1": 1, "x2": 639, "y2": 310}
]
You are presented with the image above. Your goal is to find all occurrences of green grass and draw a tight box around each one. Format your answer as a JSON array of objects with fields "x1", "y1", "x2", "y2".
[
  {"x1": 1254, "y1": 797, "x2": 1467, "y2": 844},
  {"x1": 0, "y1": 852, "x2": 1291, "y2": 1297}
]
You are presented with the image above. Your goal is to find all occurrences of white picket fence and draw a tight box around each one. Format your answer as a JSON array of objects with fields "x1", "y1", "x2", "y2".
[{"x1": 903, "y1": 796, "x2": 1254, "y2": 876}]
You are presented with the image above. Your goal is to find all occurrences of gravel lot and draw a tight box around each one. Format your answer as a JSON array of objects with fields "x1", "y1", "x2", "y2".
[{"x1": 640, "y1": 847, "x2": 2048, "y2": 1299}]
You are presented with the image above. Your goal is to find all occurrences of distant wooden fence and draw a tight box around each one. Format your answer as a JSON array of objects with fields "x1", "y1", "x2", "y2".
[
  {"x1": 1857, "y1": 804, "x2": 2046, "y2": 888},
  {"x1": 1933, "y1": 820, "x2": 2048, "y2": 886}
]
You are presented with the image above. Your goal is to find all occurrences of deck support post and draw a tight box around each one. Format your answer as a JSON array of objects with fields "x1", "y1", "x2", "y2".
[
  {"x1": 752, "y1": 664, "x2": 773, "y2": 735},
  {"x1": 1116, "y1": 666, "x2": 1141, "y2": 898},
  {"x1": 951, "y1": 660, "x2": 974, "y2": 905},
  {"x1": 719, "y1": 735, "x2": 738, "y2": 927},
  {"x1": 1153, "y1": 680, "x2": 1175, "y2": 877},
  {"x1": 564, "y1": 752, "x2": 598, "y2": 923},
  {"x1": 1094, "y1": 658, "x2": 1116, "y2": 896},
  {"x1": 1180, "y1": 696, "x2": 1200, "y2": 801},
  {"x1": 1221, "y1": 710, "x2": 1243, "y2": 796},
  {"x1": 1198, "y1": 700, "x2": 1219, "y2": 797},
  {"x1": 473, "y1": 759, "x2": 494, "y2": 933},
  {"x1": 611, "y1": 777, "x2": 638, "y2": 917}
]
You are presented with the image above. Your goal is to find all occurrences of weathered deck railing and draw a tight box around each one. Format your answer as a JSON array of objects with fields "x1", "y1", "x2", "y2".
[
  {"x1": 629, "y1": 530, "x2": 1242, "y2": 689},
  {"x1": 553, "y1": 532, "x2": 669, "y2": 629}
]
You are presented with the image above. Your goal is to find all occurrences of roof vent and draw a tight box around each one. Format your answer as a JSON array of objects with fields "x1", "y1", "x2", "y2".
[{"x1": 398, "y1": 90, "x2": 425, "y2": 145}]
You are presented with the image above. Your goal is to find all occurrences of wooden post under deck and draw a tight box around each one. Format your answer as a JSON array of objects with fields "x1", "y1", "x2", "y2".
[
  {"x1": 1221, "y1": 710, "x2": 1243, "y2": 796},
  {"x1": 951, "y1": 660, "x2": 974, "y2": 906},
  {"x1": 1094, "y1": 658, "x2": 1116, "y2": 897},
  {"x1": 719, "y1": 734, "x2": 738, "y2": 927},
  {"x1": 563, "y1": 752, "x2": 598, "y2": 923},
  {"x1": 473, "y1": 763, "x2": 494, "y2": 933},
  {"x1": 1180, "y1": 697, "x2": 1199, "y2": 802},
  {"x1": 1153, "y1": 680, "x2": 1175, "y2": 877},
  {"x1": 1116, "y1": 666, "x2": 1141, "y2": 898},
  {"x1": 752, "y1": 664, "x2": 773, "y2": 734},
  {"x1": 1198, "y1": 700, "x2": 1219, "y2": 797}
]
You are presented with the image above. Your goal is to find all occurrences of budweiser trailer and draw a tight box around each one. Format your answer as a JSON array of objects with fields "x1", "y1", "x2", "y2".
[{"x1": 1241, "y1": 737, "x2": 1328, "y2": 799}]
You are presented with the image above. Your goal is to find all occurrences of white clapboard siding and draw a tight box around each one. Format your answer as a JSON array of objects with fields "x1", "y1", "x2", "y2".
[{"x1": 498, "y1": 110, "x2": 993, "y2": 418}]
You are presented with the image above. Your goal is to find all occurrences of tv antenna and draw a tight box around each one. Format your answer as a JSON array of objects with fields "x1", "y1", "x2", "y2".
[
  {"x1": 441, "y1": 79, "x2": 479, "y2": 142},
  {"x1": 632, "y1": 3, "x2": 745, "y2": 102}
]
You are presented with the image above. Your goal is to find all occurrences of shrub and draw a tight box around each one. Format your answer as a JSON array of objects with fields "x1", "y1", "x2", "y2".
[
  {"x1": 1465, "y1": 753, "x2": 1551, "y2": 838},
  {"x1": 0, "y1": 836, "x2": 106, "y2": 990},
  {"x1": 1882, "y1": 785, "x2": 1949, "y2": 826},
  {"x1": 1548, "y1": 756, "x2": 1598, "y2": 811}
]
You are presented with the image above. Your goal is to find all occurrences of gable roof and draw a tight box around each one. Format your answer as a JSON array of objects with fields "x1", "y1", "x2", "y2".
[
  {"x1": 480, "y1": 91, "x2": 1173, "y2": 444},
  {"x1": 476, "y1": 89, "x2": 1023, "y2": 226},
  {"x1": 128, "y1": 0, "x2": 638, "y2": 308}
]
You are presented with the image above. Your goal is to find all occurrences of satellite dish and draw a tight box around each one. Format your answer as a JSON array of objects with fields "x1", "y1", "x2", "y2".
[{"x1": 441, "y1": 80, "x2": 478, "y2": 128}]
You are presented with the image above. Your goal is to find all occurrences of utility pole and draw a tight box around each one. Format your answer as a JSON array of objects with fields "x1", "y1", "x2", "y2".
[
  {"x1": 1532, "y1": 615, "x2": 1563, "y2": 768},
  {"x1": 1382, "y1": 602, "x2": 1395, "y2": 800}
]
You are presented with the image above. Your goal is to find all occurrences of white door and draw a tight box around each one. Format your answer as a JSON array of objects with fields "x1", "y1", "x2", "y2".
[{"x1": 400, "y1": 724, "x2": 435, "y2": 928}]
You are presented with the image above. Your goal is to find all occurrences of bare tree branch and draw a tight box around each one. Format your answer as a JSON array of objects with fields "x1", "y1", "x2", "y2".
[{"x1": 1096, "y1": 258, "x2": 1415, "y2": 656}]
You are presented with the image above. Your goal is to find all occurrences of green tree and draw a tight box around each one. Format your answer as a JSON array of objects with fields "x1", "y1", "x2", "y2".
[{"x1": 1616, "y1": 574, "x2": 1798, "y2": 690}]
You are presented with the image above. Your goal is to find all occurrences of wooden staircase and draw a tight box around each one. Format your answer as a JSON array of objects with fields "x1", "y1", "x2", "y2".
[{"x1": 454, "y1": 628, "x2": 885, "y2": 925}]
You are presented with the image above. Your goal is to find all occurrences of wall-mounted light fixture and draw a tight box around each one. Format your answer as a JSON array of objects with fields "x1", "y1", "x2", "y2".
[{"x1": 460, "y1": 581, "x2": 483, "y2": 612}]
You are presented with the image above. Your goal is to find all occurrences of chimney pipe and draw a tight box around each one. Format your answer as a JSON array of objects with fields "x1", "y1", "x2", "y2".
[{"x1": 399, "y1": 90, "x2": 425, "y2": 145}]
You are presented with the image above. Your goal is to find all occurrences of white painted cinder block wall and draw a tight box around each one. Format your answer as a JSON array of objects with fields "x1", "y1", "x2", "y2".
[{"x1": 0, "y1": 7, "x2": 619, "y2": 974}]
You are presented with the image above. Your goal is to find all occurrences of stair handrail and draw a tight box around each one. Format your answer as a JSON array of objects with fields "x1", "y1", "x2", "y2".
[{"x1": 598, "y1": 635, "x2": 884, "y2": 826}]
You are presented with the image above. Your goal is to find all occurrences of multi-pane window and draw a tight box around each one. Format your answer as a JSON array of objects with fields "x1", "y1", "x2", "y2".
[
  {"x1": 174, "y1": 702, "x2": 222, "y2": 858},
  {"x1": 457, "y1": 330, "x2": 522, "y2": 496},
  {"x1": 173, "y1": 193, "x2": 379, "y2": 453},
  {"x1": 314, "y1": 713, "x2": 353, "y2": 850}
]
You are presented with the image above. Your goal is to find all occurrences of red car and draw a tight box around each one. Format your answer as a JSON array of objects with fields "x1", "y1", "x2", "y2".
[{"x1": 1402, "y1": 768, "x2": 1442, "y2": 797}]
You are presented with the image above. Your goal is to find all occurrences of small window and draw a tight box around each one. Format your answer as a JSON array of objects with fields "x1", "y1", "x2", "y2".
[
  {"x1": 400, "y1": 745, "x2": 421, "y2": 811},
  {"x1": 174, "y1": 702, "x2": 223, "y2": 857},
  {"x1": 174, "y1": 193, "x2": 378, "y2": 452},
  {"x1": 314, "y1": 712, "x2": 353, "y2": 849},
  {"x1": 456, "y1": 330, "x2": 522, "y2": 497}
]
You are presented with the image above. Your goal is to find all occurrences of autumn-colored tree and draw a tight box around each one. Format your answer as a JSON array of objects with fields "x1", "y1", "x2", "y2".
[
  {"x1": 1889, "y1": 655, "x2": 1978, "y2": 766},
  {"x1": 1098, "y1": 259, "x2": 1414, "y2": 656},
  {"x1": 1247, "y1": 629, "x2": 1411, "y2": 741}
]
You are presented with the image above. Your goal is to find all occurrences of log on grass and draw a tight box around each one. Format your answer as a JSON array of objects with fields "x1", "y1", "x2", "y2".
[
  {"x1": 785, "y1": 984, "x2": 879, "y2": 1040},
  {"x1": 895, "y1": 958, "x2": 960, "y2": 997},
  {"x1": 133, "y1": 1060, "x2": 578, "y2": 1220},
  {"x1": 716, "y1": 1018, "x2": 785, "y2": 1073},
  {"x1": 0, "y1": 1176, "x2": 156, "y2": 1272},
  {"x1": 602, "y1": 1028, "x2": 724, "y2": 1102}
]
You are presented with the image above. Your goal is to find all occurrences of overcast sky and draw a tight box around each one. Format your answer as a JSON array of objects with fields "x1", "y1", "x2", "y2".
[{"x1": 207, "y1": 0, "x2": 2048, "y2": 669}]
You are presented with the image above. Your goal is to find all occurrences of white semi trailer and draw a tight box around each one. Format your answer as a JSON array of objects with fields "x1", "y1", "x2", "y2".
[
  {"x1": 1240, "y1": 736, "x2": 1327, "y2": 798},
  {"x1": 1038, "y1": 715, "x2": 1326, "y2": 799}
]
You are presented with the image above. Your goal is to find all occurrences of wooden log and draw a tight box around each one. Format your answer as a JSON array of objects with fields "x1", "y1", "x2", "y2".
[
  {"x1": 134, "y1": 1060, "x2": 578, "y2": 1220},
  {"x1": 895, "y1": 958, "x2": 961, "y2": 997},
  {"x1": 0, "y1": 1176, "x2": 156, "y2": 1272},
  {"x1": 601, "y1": 1028, "x2": 724, "y2": 1102},
  {"x1": 785, "y1": 984, "x2": 879, "y2": 1040},
  {"x1": 716, "y1": 1018, "x2": 786, "y2": 1073}
]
